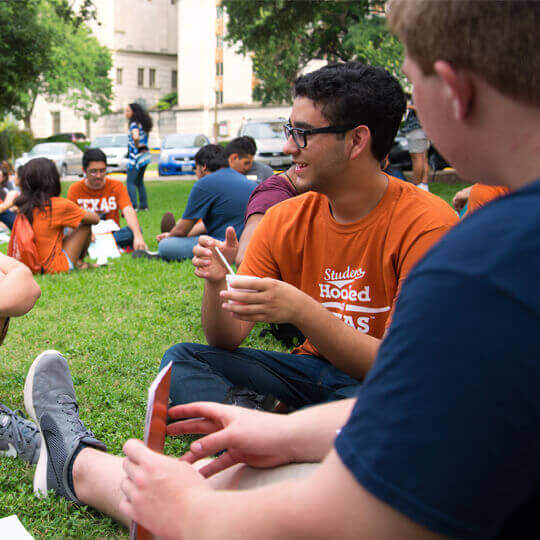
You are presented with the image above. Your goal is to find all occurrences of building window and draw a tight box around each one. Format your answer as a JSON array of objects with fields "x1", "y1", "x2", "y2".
[
  {"x1": 149, "y1": 68, "x2": 156, "y2": 88},
  {"x1": 116, "y1": 68, "x2": 123, "y2": 85},
  {"x1": 171, "y1": 70, "x2": 177, "y2": 89},
  {"x1": 51, "y1": 111, "x2": 61, "y2": 134},
  {"x1": 216, "y1": 90, "x2": 223, "y2": 105},
  {"x1": 216, "y1": 62, "x2": 223, "y2": 76},
  {"x1": 216, "y1": 35, "x2": 224, "y2": 47},
  {"x1": 137, "y1": 68, "x2": 144, "y2": 87},
  {"x1": 217, "y1": 5, "x2": 224, "y2": 18}
]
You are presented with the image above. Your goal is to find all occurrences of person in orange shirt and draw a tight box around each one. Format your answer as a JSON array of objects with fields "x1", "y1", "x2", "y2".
[
  {"x1": 161, "y1": 62, "x2": 458, "y2": 411},
  {"x1": 453, "y1": 183, "x2": 511, "y2": 216},
  {"x1": 67, "y1": 149, "x2": 147, "y2": 251},
  {"x1": 14, "y1": 158, "x2": 99, "y2": 273}
]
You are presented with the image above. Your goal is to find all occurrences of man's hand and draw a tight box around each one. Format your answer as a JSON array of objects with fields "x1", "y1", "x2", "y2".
[
  {"x1": 452, "y1": 185, "x2": 472, "y2": 212},
  {"x1": 119, "y1": 439, "x2": 206, "y2": 539},
  {"x1": 192, "y1": 226, "x2": 238, "y2": 282},
  {"x1": 220, "y1": 276, "x2": 308, "y2": 326},
  {"x1": 133, "y1": 234, "x2": 147, "y2": 251},
  {"x1": 168, "y1": 402, "x2": 297, "y2": 477},
  {"x1": 156, "y1": 232, "x2": 170, "y2": 243}
]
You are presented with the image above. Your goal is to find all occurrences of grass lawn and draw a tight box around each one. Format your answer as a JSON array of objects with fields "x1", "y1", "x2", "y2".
[{"x1": 0, "y1": 179, "x2": 468, "y2": 538}]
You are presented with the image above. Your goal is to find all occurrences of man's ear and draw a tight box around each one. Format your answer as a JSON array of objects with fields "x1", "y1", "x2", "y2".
[
  {"x1": 228, "y1": 153, "x2": 238, "y2": 163},
  {"x1": 348, "y1": 125, "x2": 371, "y2": 160},
  {"x1": 434, "y1": 60, "x2": 474, "y2": 120}
]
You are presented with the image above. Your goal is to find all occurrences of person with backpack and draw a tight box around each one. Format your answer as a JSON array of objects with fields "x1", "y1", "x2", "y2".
[{"x1": 12, "y1": 158, "x2": 99, "y2": 274}]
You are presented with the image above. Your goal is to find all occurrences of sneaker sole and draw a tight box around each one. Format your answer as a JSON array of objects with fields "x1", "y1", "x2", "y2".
[{"x1": 24, "y1": 349, "x2": 63, "y2": 498}]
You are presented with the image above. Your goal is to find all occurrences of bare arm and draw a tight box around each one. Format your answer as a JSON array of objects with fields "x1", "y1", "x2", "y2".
[
  {"x1": 120, "y1": 444, "x2": 450, "y2": 540},
  {"x1": 192, "y1": 228, "x2": 253, "y2": 349},
  {"x1": 122, "y1": 206, "x2": 146, "y2": 250},
  {"x1": 157, "y1": 218, "x2": 197, "y2": 242},
  {"x1": 0, "y1": 254, "x2": 41, "y2": 316},
  {"x1": 187, "y1": 220, "x2": 207, "y2": 237},
  {"x1": 0, "y1": 190, "x2": 18, "y2": 213},
  {"x1": 131, "y1": 126, "x2": 140, "y2": 147},
  {"x1": 81, "y1": 210, "x2": 99, "y2": 225},
  {"x1": 169, "y1": 398, "x2": 355, "y2": 473},
  {"x1": 236, "y1": 213, "x2": 263, "y2": 266}
]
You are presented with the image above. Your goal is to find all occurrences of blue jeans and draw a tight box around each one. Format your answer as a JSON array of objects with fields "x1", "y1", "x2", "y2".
[
  {"x1": 126, "y1": 165, "x2": 148, "y2": 209},
  {"x1": 112, "y1": 226, "x2": 134, "y2": 248},
  {"x1": 0, "y1": 210, "x2": 16, "y2": 230},
  {"x1": 160, "y1": 342, "x2": 360, "y2": 409},
  {"x1": 158, "y1": 235, "x2": 200, "y2": 261}
]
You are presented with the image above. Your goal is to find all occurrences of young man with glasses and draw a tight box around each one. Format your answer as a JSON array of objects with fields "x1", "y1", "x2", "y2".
[
  {"x1": 67, "y1": 149, "x2": 147, "y2": 252},
  {"x1": 164, "y1": 61, "x2": 458, "y2": 411}
]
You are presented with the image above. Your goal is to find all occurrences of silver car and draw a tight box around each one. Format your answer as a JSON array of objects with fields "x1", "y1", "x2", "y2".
[
  {"x1": 238, "y1": 118, "x2": 293, "y2": 170},
  {"x1": 15, "y1": 143, "x2": 83, "y2": 178},
  {"x1": 89, "y1": 134, "x2": 129, "y2": 173}
]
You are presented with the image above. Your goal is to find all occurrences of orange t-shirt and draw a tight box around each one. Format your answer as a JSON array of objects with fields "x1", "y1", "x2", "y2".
[
  {"x1": 239, "y1": 175, "x2": 459, "y2": 358},
  {"x1": 67, "y1": 178, "x2": 132, "y2": 226},
  {"x1": 31, "y1": 197, "x2": 86, "y2": 273},
  {"x1": 467, "y1": 184, "x2": 511, "y2": 214}
]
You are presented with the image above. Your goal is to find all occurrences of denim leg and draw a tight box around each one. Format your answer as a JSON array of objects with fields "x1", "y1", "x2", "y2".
[
  {"x1": 158, "y1": 236, "x2": 200, "y2": 261},
  {"x1": 0, "y1": 210, "x2": 15, "y2": 230},
  {"x1": 136, "y1": 165, "x2": 148, "y2": 209},
  {"x1": 126, "y1": 167, "x2": 138, "y2": 208},
  {"x1": 112, "y1": 226, "x2": 134, "y2": 248},
  {"x1": 160, "y1": 342, "x2": 360, "y2": 409}
]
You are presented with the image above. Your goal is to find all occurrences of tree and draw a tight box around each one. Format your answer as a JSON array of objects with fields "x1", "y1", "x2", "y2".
[
  {"x1": 13, "y1": 0, "x2": 112, "y2": 131},
  {"x1": 0, "y1": 0, "x2": 53, "y2": 116},
  {"x1": 222, "y1": 0, "x2": 404, "y2": 105}
]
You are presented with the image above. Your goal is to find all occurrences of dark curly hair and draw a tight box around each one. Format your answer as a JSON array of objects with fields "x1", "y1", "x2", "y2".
[
  {"x1": 293, "y1": 62, "x2": 406, "y2": 161},
  {"x1": 195, "y1": 144, "x2": 228, "y2": 173},
  {"x1": 15, "y1": 158, "x2": 61, "y2": 224},
  {"x1": 128, "y1": 102, "x2": 153, "y2": 133}
]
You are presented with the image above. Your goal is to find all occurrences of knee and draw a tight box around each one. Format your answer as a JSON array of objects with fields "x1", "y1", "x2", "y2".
[{"x1": 161, "y1": 342, "x2": 200, "y2": 368}]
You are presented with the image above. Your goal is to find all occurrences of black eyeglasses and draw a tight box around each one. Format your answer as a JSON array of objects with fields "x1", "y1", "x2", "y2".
[{"x1": 283, "y1": 122, "x2": 358, "y2": 149}]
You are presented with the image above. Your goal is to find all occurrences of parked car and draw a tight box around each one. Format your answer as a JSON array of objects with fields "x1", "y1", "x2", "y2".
[
  {"x1": 238, "y1": 118, "x2": 292, "y2": 171},
  {"x1": 388, "y1": 129, "x2": 449, "y2": 171},
  {"x1": 158, "y1": 133, "x2": 210, "y2": 176},
  {"x1": 46, "y1": 132, "x2": 88, "y2": 143},
  {"x1": 89, "y1": 134, "x2": 129, "y2": 173},
  {"x1": 15, "y1": 142, "x2": 83, "y2": 177}
]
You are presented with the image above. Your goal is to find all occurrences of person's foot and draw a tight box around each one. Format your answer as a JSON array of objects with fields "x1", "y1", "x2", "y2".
[
  {"x1": 160, "y1": 212, "x2": 176, "y2": 233},
  {"x1": 0, "y1": 402, "x2": 41, "y2": 464},
  {"x1": 24, "y1": 350, "x2": 106, "y2": 502}
]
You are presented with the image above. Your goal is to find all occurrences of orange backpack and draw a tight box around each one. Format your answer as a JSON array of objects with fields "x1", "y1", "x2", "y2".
[{"x1": 8, "y1": 215, "x2": 43, "y2": 274}]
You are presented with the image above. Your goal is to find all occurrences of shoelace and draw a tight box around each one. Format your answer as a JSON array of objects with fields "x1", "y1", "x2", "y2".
[
  {"x1": 57, "y1": 395, "x2": 96, "y2": 438},
  {"x1": 0, "y1": 403, "x2": 39, "y2": 453}
]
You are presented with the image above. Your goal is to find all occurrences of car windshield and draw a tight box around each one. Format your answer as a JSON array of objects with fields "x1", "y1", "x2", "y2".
[
  {"x1": 243, "y1": 122, "x2": 285, "y2": 140},
  {"x1": 91, "y1": 135, "x2": 128, "y2": 147},
  {"x1": 163, "y1": 135, "x2": 199, "y2": 149},
  {"x1": 29, "y1": 143, "x2": 65, "y2": 156}
]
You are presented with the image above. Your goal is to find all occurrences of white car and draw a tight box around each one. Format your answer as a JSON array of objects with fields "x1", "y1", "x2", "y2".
[
  {"x1": 15, "y1": 143, "x2": 84, "y2": 177},
  {"x1": 238, "y1": 118, "x2": 293, "y2": 171},
  {"x1": 89, "y1": 134, "x2": 129, "y2": 173}
]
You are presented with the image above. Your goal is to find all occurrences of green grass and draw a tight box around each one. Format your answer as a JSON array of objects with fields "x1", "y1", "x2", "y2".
[{"x1": 0, "y1": 179, "x2": 467, "y2": 538}]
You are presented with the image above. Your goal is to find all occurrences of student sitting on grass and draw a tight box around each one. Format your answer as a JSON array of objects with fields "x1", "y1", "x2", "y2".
[
  {"x1": 14, "y1": 158, "x2": 99, "y2": 273},
  {"x1": 67, "y1": 148, "x2": 147, "y2": 252},
  {"x1": 0, "y1": 253, "x2": 41, "y2": 465}
]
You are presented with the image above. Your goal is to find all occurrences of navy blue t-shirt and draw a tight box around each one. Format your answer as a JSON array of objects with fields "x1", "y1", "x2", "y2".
[
  {"x1": 336, "y1": 179, "x2": 540, "y2": 539},
  {"x1": 182, "y1": 168, "x2": 256, "y2": 240}
]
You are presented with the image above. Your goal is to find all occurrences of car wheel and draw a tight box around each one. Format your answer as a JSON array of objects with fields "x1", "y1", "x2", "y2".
[{"x1": 60, "y1": 163, "x2": 68, "y2": 178}]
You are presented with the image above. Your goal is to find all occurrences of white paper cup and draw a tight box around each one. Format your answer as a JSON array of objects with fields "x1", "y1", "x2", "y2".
[{"x1": 225, "y1": 275, "x2": 261, "y2": 303}]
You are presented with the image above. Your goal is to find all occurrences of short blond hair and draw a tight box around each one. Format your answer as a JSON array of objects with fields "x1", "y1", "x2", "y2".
[{"x1": 386, "y1": 0, "x2": 540, "y2": 106}]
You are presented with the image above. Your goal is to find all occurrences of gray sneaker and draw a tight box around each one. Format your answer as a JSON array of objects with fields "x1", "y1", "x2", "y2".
[
  {"x1": 24, "y1": 350, "x2": 106, "y2": 502},
  {"x1": 0, "y1": 403, "x2": 41, "y2": 464}
]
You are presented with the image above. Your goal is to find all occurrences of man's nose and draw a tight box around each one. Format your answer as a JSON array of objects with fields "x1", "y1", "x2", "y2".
[{"x1": 283, "y1": 135, "x2": 298, "y2": 156}]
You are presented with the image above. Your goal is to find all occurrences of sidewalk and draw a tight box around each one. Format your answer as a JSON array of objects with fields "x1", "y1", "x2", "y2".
[{"x1": 108, "y1": 171, "x2": 197, "y2": 182}]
